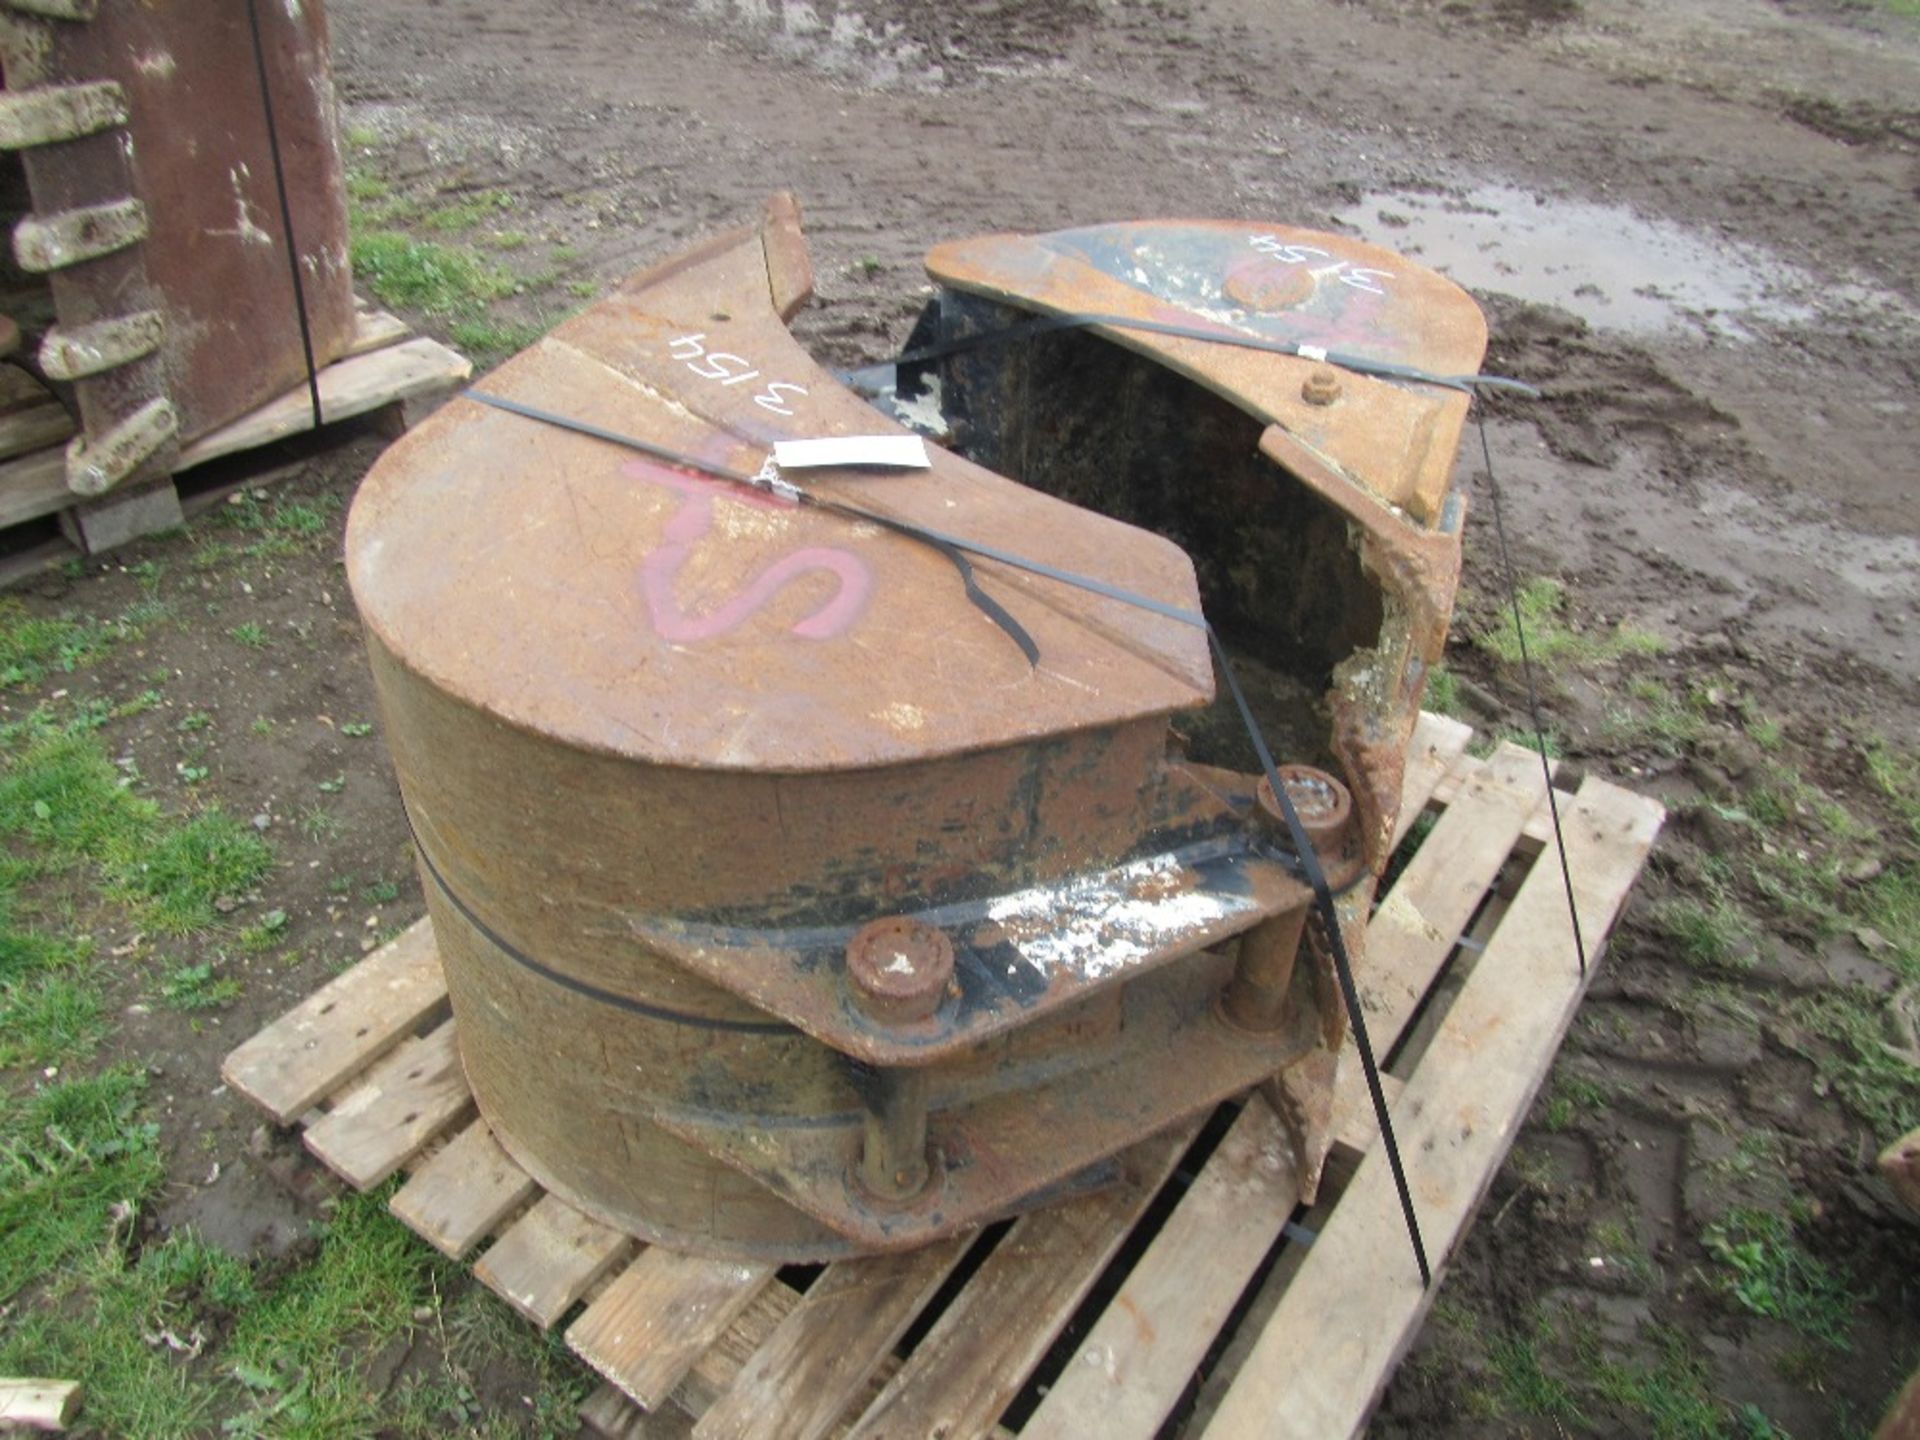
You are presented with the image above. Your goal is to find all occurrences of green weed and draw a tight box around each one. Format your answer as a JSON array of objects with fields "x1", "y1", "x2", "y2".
[
  {"x1": 1474, "y1": 576, "x2": 1665, "y2": 668},
  {"x1": 448, "y1": 316, "x2": 548, "y2": 361},
  {"x1": 225, "y1": 1188, "x2": 460, "y2": 1439},
  {"x1": 1422, "y1": 662, "x2": 1461, "y2": 717},
  {"x1": 0, "y1": 598, "x2": 158, "y2": 690},
  {"x1": 1704, "y1": 1207, "x2": 1856, "y2": 1348},
  {"x1": 351, "y1": 231, "x2": 516, "y2": 317},
  {"x1": 1654, "y1": 893, "x2": 1756, "y2": 971},
  {"x1": 0, "y1": 1068, "x2": 164, "y2": 1302},
  {"x1": 118, "y1": 811, "x2": 274, "y2": 935},
  {"x1": 228, "y1": 623, "x2": 269, "y2": 649},
  {"x1": 1793, "y1": 988, "x2": 1920, "y2": 1142},
  {"x1": 159, "y1": 961, "x2": 240, "y2": 1012},
  {"x1": 420, "y1": 191, "x2": 515, "y2": 232}
]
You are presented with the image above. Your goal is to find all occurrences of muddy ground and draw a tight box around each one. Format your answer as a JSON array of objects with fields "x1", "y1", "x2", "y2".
[{"x1": 5, "y1": 0, "x2": 1918, "y2": 1435}]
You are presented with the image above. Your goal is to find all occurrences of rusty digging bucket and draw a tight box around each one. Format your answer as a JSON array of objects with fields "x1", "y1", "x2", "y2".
[
  {"x1": 0, "y1": 0, "x2": 354, "y2": 496},
  {"x1": 344, "y1": 196, "x2": 1487, "y2": 1262}
]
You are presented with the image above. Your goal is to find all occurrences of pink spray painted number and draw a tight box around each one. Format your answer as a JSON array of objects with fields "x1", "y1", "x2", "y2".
[{"x1": 625, "y1": 458, "x2": 871, "y2": 642}]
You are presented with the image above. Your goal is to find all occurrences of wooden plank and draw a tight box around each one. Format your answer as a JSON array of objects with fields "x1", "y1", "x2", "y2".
[
  {"x1": 1199, "y1": 776, "x2": 1663, "y2": 1440},
  {"x1": 303, "y1": 1019, "x2": 472, "y2": 1189},
  {"x1": 569, "y1": 1250, "x2": 776, "y2": 1411},
  {"x1": 0, "y1": 1377, "x2": 82, "y2": 1429},
  {"x1": 0, "y1": 398, "x2": 71, "y2": 462},
  {"x1": 1020, "y1": 1101, "x2": 1300, "y2": 1440},
  {"x1": 695, "y1": 1238, "x2": 972, "y2": 1440},
  {"x1": 174, "y1": 336, "x2": 470, "y2": 474},
  {"x1": 1331, "y1": 745, "x2": 1549, "y2": 1155},
  {"x1": 667, "y1": 1283, "x2": 801, "y2": 1416},
  {"x1": 842, "y1": 1125, "x2": 1194, "y2": 1440},
  {"x1": 390, "y1": 1119, "x2": 538, "y2": 1258},
  {"x1": 582, "y1": 1383, "x2": 696, "y2": 1439},
  {"x1": 220, "y1": 917, "x2": 446, "y2": 1124},
  {"x1": 474, "y1": 1194, "x2": 633, "y2": 1329},
  {"x1": 1390, "y1": 710, "x2": 1475, "y2": 851},
  {"x1": 0, "y1": 446, "x2": 70, "y2": 531},
  {"x1": 343, "y1": 306, "x2": 412, "y2": 359}
]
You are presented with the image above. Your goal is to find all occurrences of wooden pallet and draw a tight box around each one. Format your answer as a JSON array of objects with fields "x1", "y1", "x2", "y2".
[
  {"x1": 0, "y1": 300, "x2": 469, "y2": 564},
  {"x1": 222, "y1": 714, "x2": 1664, "y2": 1440}
]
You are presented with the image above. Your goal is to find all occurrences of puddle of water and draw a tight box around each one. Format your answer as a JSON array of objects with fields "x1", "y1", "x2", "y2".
[{"x1": 1336, "y1": 184, "x2": 1822, "y2": 338}]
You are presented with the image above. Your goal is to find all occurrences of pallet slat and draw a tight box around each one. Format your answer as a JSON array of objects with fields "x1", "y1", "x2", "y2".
[
  {"x1": 1020, "y1": 1099, "x2": 1300, "y2": 1440},
  {"x1": 302, "y1": 1018, "x2": 472, "y2": 1189},
  {"x1": 173, "y1": 335, "x2": 469, "y2": 471},
  {"x1": 569, "y1": 1250, "x2": 776, "y2": 1410},
  {"x1": 1330, "y1": 743, "x2": 1546, "y2": 1155},
  {"x1": 1390, "y1": 710, "x2": 1475, "y2": 852},
  {"x1": 694, "y1": 1238, "x2": 972, "y2": 1440},
  {"x1": 842, "y1": 1125, "x2": 1195, "y2": 1440},
  {"x1": 219, "y1": 918, "x2": 445, "y2": 1124},
  {"x1": 390, "y1": 1119, "x2": 539, "y2": 1258},
  {"x1": 1199, "y1": 776, "x2": 1662, "y2": 1440},
  {"x1": 474, "y1": 1194, "x2": 633, "y2": 1329}
]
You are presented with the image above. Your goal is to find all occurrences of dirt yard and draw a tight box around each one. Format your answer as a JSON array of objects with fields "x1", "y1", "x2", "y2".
[{"x1": 1, "y1": 0, "x2": 1916, "y2": 1435}]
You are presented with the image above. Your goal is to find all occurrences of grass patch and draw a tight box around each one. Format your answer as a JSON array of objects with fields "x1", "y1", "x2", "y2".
[
  {"x1": 159, "y1": 961, "x2": 240, "y2": 1012},
  {"x1": 351, "y1": 231, "x2": 516, "y2": 318},
  {"x1": 1653, "y1": 893, "x2": 1756, "y2": 971},
  {"x1": 0, "y1": 1229, "x2": 250, "y2": 1439},
  {"x1": 1794, "y1": 988, "x2": 1920, "y2": 1142},
  {"x1": 1589, "y1": 1325, "x2": 1744, "y2": 1440},
  {"x1": 0, "y1": 731, "x2": 272, "y2": 935},
  {"x1": 117, "y1": 810, "x2": 273, "y2": 935},
  {"x1": 0, "y1": 597, "x2": 162, "y2": 690},
  {"x1": 1542, "y1": 1069, "x2": 1612, "y2": 1131},
  {"x1": 0, "y1": 1068, "x2": 164, "y2": 1303},
  {"x1": 448, "y1": 315, "x2": 550, "y2": 362},
  {"x1": 420, "y1": 191, "x2": 515, "y2": 232},
  {"x1": 1703, "y1": 1207, "x2": 1856, "y2": 1348},
  {"x1": 224, "y1": 1187, "x2": 458, "y2": 1439},
  {"x1": 1422, "y1": 661, "x2": 1461, "y2": 717},
  {"x1": 1475, "y1": 576, "x2": 1665, "y2": 668},
  {"x1": 1486, "y1": 1323, "x2": 1581, "y2": 1422}
]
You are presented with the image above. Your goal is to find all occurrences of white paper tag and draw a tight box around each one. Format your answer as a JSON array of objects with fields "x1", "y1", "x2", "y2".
[{"x1": 772, "y1": 435, "x2": 931, "y2": 470}]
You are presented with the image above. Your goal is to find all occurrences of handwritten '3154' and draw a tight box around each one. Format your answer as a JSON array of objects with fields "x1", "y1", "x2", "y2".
[{"x1": 667, "y1": 334, "x2": 809, "y2": 416}]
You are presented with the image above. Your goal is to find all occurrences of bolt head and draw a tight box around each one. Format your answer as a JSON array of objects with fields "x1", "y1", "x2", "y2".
[
  {"x1": 1302, "y1": 367, "x2": 1341, "y2": 406},
  {"x1": 1257, "y1": 764, "x2": 1353, "y2": 851},
  {"x1": 845, "y1": 917, "x2": 955, "y2": 1024}
]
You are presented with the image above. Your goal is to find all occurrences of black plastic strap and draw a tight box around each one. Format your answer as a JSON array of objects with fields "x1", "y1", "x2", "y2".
[
  {"x1": 245, "y1": 0, "x2": 324, "y2": 433},
  {"x1": 841, "y1": 308, "x2": 1541, "y2": 398},
  {"x1": 1476, "y1": 412, "x2": 1588, "y2": 976}
]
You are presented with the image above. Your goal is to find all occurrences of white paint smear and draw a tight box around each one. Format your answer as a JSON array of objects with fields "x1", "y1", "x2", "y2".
[{"x1": 985, "y1": 853, "x2": 1250, "y2": 981}]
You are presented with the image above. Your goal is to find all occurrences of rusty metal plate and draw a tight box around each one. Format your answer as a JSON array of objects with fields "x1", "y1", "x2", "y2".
[
  {"x1": 926, "y1": 220, "x2": 1487, "y2": 526},
  {"x1": 349, "y1": 203, "x2": 1212, "y2": 774},
  {"x1": 1, "y1": 1, "x2": 355, "y2": 482}
]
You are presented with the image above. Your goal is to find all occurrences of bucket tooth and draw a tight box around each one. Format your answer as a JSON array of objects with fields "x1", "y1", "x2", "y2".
[
  {"x1": 65, "y1": 395, "x2": 176, "y2": 496},
  {"x1": 0, "y1": 80, "x2": 125, "y2": 148},
  {"x1": 39, "y1": 309, "x2": 164, "y2": 381},
  {"x1": 13, "y1": 196, "x2": 146, "y2": 272}
]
